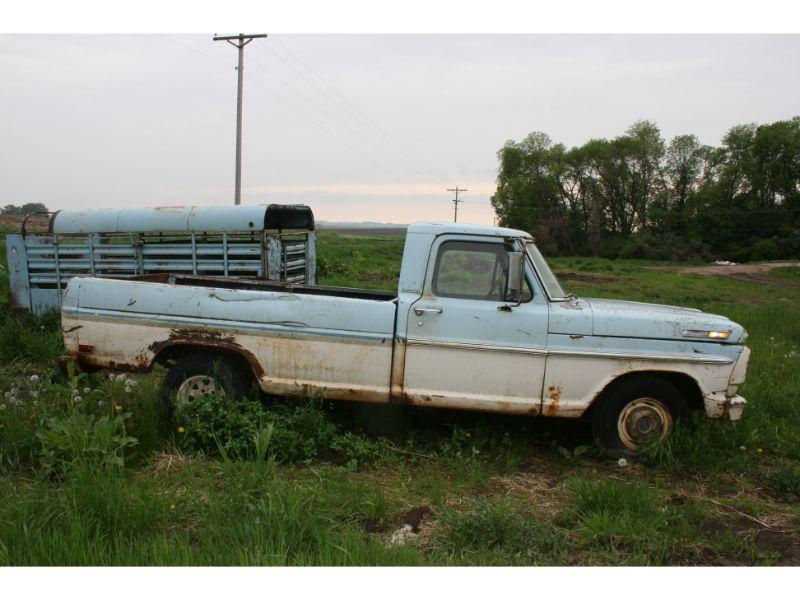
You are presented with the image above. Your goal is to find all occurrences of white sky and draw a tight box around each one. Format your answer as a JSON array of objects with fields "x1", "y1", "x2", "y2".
[{"x1": 1, "y1": 34, "x2": 798, "y2": 224}]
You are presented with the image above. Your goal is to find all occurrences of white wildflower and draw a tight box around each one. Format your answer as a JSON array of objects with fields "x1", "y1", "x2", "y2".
[
  {"x1": 30, "y1": 374, "x2": 39, "y2": 383},
  {"x1": 0, "y1": 404, "x2": 6, "y2": 411},
  {"x1": 739, "y1": 446, "x2": 747, "y2": 451},
  {"x1": 83, "y1": 387, "x2": 91, "y2": 394},
  {"x1": 129, "y1": 380, "x2": 138, "y2": 387},
  {"x1": 73, "y1": 395, "x2": 82, "y2": 403},
  {"x1": 97, "y1": 400, "x2": 105, "y2": 407},
  {"x1": 71, "y1": 389, "x2": 80, "y2": 396},
  {"x1": 29, "y1": 391, "x2": 38, "y2": 398},
  {"x1": 3, "y1": 391, "x2": 10, "y2": 399},
  {"x1": 617, "y1": 458, "x2": 628, "y2": 468}
]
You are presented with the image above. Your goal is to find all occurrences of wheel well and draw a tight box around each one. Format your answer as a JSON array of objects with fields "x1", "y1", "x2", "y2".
[
  {"x1": 153, "y1": 343, "x2": 259, "y2": 387},
  {"x1": 581, "y1": 370, "x2": 704, "y2": 420}
]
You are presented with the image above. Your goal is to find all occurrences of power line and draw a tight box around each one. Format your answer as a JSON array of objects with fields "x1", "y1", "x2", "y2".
[
  {"x1": 447, "y1": 186, "x2": 467, "y2": 223},
  {"x1": 161, "y1": 34, "x2": 230, "y2": 68},
  {"x1": 163, "y1": 35, "x2": 448, "y2": 187},
  {"x1": 212, "y1": 33, "x2": 269, "y2": 205},
  {"x1": 163, "y1": 35, "x2": 388, "y2": 172},
  {"x1": 247, "y1": 53, "x2": 434, "y2": 180},
  {"x1": 268, "y1": 36, "x2": 447, "y2": 180},
  {"x1": 242, "y1": 74, "x2": 386, "y2": 170},
  {"x1": 264, "y1": 42, "x2": 440, "y2": 178}
]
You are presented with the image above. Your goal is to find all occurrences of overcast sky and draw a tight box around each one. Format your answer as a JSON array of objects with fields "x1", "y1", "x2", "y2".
[{"x1": 1, "y1": 34, "x2": 798, "y2": 224}]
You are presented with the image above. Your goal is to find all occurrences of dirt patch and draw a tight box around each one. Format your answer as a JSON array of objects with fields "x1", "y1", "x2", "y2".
[
  {"x1": 699, "y1": 516, "x2": 800, "y2": 565},
  {"x1": 363, "y1": 518, "x2": 389, "y2": 534},
  {"x1": 556, "y1": 271, "x2": 621, "y2": 283},
  {"x1": 384, "y1": 505, "x2": 433, "y2": 547},
  {"x1": 646, "y1": 262, "x2": 800, "y2": 289},
  {"x1": 722, "y1": 272, "x2": 800, "y2": 289},
  {"x1": 402, "y1": 506, "x2": 431, "y2": 533},
  {"x1": 754, "y1": 529, "x2": 799, "y2": 564},
  {"x1": 700, "y1": 516, "x2": 753, "y2": 538}
]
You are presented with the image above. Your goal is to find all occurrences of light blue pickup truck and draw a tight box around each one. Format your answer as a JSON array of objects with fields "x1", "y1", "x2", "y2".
[{"x1": 61, "y1": 221, "x2": 750, "y2": 455}]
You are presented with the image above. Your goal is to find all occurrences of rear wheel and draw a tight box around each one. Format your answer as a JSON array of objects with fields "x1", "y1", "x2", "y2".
[
  {"x1": 160, "y1": 354, "x2": 248, "y2": 420},
  {"x1": 592, "y1": 377, "x2": 689, "y2": 457}
]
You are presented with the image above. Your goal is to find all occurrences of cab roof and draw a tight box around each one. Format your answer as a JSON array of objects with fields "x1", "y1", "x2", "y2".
[{"x1": 407, "y1": 221, "x2": 532, "y2": 239}]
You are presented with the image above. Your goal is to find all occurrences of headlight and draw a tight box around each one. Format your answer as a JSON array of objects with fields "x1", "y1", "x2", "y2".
[{"x1": 683, "y1": 329, "x2": 730, "y2": 340}]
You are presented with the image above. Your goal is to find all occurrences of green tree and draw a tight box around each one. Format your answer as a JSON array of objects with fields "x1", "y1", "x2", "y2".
[
  {"x1": 1, "y1": 203, "x2": 48, "y2": 216},
  {"x1": 492, "y1": 117, "x2": 799, "y2": 261}
]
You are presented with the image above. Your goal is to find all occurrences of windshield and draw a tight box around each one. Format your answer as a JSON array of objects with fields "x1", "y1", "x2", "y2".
[{"x1": 526, "y1": 242, "x2": 567, "y2": 299}]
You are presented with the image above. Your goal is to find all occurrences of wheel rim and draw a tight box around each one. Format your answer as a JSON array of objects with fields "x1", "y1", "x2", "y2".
[
  {"x1": 176, "y1": 374, "x2": 223, "y2": 408},
  {"x1": 617, "y1": 397, "x2": 673, "y2": 452}
]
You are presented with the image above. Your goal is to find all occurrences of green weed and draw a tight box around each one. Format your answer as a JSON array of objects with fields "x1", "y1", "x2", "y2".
[{"x1": 435, "y1": 499, "x2": 568, "y2": 565}]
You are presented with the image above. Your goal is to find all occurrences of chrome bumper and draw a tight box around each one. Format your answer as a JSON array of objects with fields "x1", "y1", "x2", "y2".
[{"x1": 704, "y1": 392, "x2": 747, "y2": 421}]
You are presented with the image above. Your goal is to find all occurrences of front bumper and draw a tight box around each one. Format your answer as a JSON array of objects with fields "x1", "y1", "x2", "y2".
[
  {"x1": 704, "y1": 392, "x2": 747, "y2": 421},
  {"x1": 702, "y1": 346, "x2": 750, "y2": 421}
]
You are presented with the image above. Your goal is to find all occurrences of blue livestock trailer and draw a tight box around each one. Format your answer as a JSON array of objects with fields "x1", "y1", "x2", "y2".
[{"x1": 6, "y1": 204, "x2": 316, "y2": 315}]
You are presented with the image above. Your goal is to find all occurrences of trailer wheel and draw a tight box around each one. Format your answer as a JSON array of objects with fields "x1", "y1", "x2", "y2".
[
  {"x1": 160, "y1": 354, "x2": 248, "y2": 420},
  {"x1": 592, "y1": 377, "x2": 689, "y2": 457}
]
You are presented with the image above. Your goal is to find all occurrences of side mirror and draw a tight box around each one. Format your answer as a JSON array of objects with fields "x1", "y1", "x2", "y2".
[{"x1": 505, "y1": 251, "x2": 524, "y2": 304}]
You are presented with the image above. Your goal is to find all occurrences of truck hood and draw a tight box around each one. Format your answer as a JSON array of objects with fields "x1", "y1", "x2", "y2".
[{"x1": 584, "y1": 298, "x2": 747, "y2": 344}]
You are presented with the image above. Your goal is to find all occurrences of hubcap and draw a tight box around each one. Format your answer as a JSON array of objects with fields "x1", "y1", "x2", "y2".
[
  {"x1": 176, "y1": 374, "x2": 222, "y2": 408},
  {"x1": 617, "y1": 397, "x2": 673, "y2": 451}
]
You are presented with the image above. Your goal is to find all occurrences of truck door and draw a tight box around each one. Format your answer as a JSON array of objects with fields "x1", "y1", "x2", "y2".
[{"x1": 401, "y1": 235, "x2": 547, "y2": 414}]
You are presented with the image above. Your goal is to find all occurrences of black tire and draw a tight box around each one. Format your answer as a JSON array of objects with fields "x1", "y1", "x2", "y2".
[
  {"x1": 159, "y1": 353, "x2": 249, "y2": 420},
  {"x1": 592, "y1": 376, "x2": 690, "y2": 457}
]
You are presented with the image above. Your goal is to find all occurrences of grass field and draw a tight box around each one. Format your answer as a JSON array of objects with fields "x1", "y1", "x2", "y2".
[{"x1": 0, "y1": 229, "x2": 798, "y2": 565}]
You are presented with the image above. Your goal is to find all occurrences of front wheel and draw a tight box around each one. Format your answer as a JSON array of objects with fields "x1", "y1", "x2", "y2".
[{"x1": 592, "y1": 377, "x2": 689, "y2": 457}]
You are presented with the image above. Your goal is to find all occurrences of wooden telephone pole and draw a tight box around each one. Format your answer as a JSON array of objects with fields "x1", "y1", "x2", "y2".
[
  {"x1": 447, "y1": 186, "x2": 467, "y2": 222},
  {"x1": 213, "y1": 33, "x2": 268, "y2": 205}
]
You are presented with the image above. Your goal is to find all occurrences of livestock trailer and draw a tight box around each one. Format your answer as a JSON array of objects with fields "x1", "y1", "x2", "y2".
[{"x1": 5, "y1": 204, "x2": 316, "y2": 315}]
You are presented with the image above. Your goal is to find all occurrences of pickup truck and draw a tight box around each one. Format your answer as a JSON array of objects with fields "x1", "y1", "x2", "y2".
[{"x1": 60, "y1": 222, "x2": 751, "y2": 455}]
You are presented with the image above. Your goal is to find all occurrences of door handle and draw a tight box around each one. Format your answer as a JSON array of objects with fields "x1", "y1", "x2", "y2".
[{"x1": 414, "y1": 307, "x2": 443, "y2": 316}]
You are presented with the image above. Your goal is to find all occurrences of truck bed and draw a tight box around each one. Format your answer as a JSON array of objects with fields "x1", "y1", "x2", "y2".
[
  {"x1": 62, "y1": 274, "x2": 398, "y2": 402},
  {"x1": 134, "y1": 273, "x2": 397, "y2": 302}
]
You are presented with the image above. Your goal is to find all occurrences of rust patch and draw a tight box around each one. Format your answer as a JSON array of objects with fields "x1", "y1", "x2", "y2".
[
  {"x1": 389, "y1": 338, "x2": 408, "y2": 405},
  {"x1": 165, "y1": 328, "x2": 239, "y2": 346},
  {"x1": 544, "y1": 384, "x2": 562, "y2": 416},
  {"x1": 65, "y1": 353, "x2": 121, "y2": 374},
  {"x1": 148, "y1": 328, "x2": 266, "y2": 381},
  {"x1": 8, "y1": 287, "x2": 28, "y2": 313}
]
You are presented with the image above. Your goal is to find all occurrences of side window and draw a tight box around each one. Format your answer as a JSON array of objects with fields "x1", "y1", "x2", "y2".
[{"x1": 432, "y1": 240, "x2": 532, "y2": 301}]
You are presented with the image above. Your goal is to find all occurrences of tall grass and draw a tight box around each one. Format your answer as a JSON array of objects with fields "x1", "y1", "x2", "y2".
[{"x1": 0, "y1": 462, "x2": 422, "y2": 565}]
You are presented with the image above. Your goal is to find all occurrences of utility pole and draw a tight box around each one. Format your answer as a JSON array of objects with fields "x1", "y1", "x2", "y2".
[
  {"x1": 213, "y1": 33, "x2": 268, "y2": 205},
  {"x1": 447, "y1": 186, "x2": 467, "y2": 223}
]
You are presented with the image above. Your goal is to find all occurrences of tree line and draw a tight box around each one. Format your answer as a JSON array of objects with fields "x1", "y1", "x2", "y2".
[
  {"x1": 1, "y1": 203, "x2": 48, "y2": 216},
  {"x1": 490, "y1": 117, "x2": 800, "y2": 261}
]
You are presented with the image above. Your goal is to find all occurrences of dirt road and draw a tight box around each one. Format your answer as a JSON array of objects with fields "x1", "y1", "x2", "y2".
[{"x1": 647, "y1": 261, "x2": 800, "y2": 288}]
